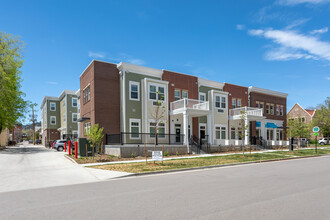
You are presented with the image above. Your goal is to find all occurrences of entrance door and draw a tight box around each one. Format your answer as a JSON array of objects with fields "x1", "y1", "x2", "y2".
[
  {"x1": 199, "y1": 124, "x2": 206, "y2": 140},
  {"x1": 175, "y1": 127, "x2": 181, "y2": 143}
]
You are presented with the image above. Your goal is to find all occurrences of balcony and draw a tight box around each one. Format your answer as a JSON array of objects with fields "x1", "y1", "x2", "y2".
[
  {"x1": 170, "y1": 98, "x2": 209, "y2": 116},
  {"x1": 229, "y1": 107, "x2": 264, "y2": 120}
]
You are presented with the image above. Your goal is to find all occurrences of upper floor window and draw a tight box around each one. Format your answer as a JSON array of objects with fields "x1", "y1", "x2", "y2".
[
  {"x1": 276, "y1": 105, "x2": 280, "y2": 116},
  {"x1": 50, "y1": 102, "x2": 56, "y2": 111},
  {"x1": 50, "y1": 116, "x2": 56, "y2": 125},
  {"x1": 129, "y1": 81, "x2": 140, "y2": 101},
  {"x1": 232, "y1": 98, "x2": 236, "y2": 109},
  {"x1": 83, "y1": 85, "x2": 90, "y2": 104},
  {"x1": 266, "y1": 103, "x2": 270, "y2": 114},
  {"x1": 215, "y1": 96, "x2": 221, "y2": 108},
  {"x1": 256, "y1": 101, "x2": 260, "y2": 108},
  {"x1": 215, "y1": 95, "x2": 226, "y2": 109},
  {"x1": 174, "y1": 89, "x2": 181, "y2": 101},
  {"x1": 270, "y1": 104, "x2": 274, "y2": 115},
  {"x1": 84, "y1": 122, "x2": 91, "y2": 134},
  {"x1": 199, "y1": 92, "x2": 206, "y2": 102},
  {"x1": 280, "y1": 105, "x2": 284, "y2": 116},
  {"x1": 221, "y1": 97, "x2": 226, "y2": 108},
  {"x1": 72, "y1": 98, "x2": 78, "y2": 107},
  {"x1": 260, "y1": 102, "x2": 264, "y2": 113},
  {"x1": 72, "y1": 113, "x2": 78, "y2": 122},
  {"x1": 237, "y1": 99, "x2": 241, "y2": 108},
  {"x1": 149, "y1": 84, "x2": 165, "y2": 101},
  {"x1": 182, "y1": 90, "x2": 188, "y2": 99}
]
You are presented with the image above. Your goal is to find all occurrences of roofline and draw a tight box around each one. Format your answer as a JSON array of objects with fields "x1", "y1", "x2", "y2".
[
  {"x1": 287, "y1": 103, "x2": 314, "y2": 118},
  {"x1": 248, "y1": 86, "x2": 288, "y2": 98},
  {"x1": 117, "y1": 62, "x2": 163, "y2": 78},
  {"x1": 223, "y1": 82, "x2": 248, "y2": 90},
  {"x1": 198, "y1": 78, "x2": 224, "y2": 89}
]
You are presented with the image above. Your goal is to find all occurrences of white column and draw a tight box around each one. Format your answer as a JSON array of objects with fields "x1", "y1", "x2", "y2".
[
  {"x1": 207, "y1": 113, "x2": 213, "y2": 145},
  {"x1": 244, "y1": 117, "x2": 249, "y2": 146},
  {"x1": 183, "y1": 112, "x2": 189, "y2": 151},
  {"x1": 273, "y1": 128, "x2": 277, "y2": 145},
  {"x1": 261, "y1": 120, "x2": 266, "y2": 141}
]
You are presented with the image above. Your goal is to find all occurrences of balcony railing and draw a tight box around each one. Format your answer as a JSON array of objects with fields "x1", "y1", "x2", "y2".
[
  {"x1": 171, "y1": 98, "x2": 209, "y2": 112},
  {"x1": 230, "y1": 107, "x2": 263, "y2": 118}
]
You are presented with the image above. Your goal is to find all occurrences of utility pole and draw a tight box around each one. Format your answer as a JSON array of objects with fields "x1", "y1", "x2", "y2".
[{"x1": 31, "y1": 104, "x2": 35, "y2": 145}]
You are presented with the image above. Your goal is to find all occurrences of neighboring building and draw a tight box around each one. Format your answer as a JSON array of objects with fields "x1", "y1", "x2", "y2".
[
  {"x1": 287, "y1": 103, "x2": 315, "y2": 124},
  {"x1": 40, "y1": 90, "x2": 79, "y2": 146},
  {"x1": 0, "y1": 128, "x2": 9, "y2": 147},
  {"x1": 79, "y1": 60, "x2": 288, "y2": 151},
  {"x1": 9, "y1": 124, "x2": 23, "y2": 143}
]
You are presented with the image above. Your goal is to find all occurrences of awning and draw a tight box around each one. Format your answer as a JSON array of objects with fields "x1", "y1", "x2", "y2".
[
  {"x1": 256, "y1": 121, "x2": 261, "y2": 127},
  {"x1": 265, "y1": 122, "x2": 278, "y2": 128},
  {"x1": 77, "y1": 117, "x2": 90, "y2": 122}
]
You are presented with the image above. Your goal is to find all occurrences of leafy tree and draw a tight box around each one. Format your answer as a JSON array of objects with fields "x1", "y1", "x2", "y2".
[
  {"x1": 0, "y1": 32, "x2": 27, "y2": 132},
  {"x1": 287, "y1": 116, "x2": 310, "y2": 148},
  {"x1": 85, "y1": 124, "x2": 104, "y2": 157},
  {"x1": 312, "y1": 97, "x2": 330, "y2": 144}
]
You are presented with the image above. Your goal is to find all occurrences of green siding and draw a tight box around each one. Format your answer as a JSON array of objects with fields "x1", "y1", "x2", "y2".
[
  {"x1": 47, "y1": 100, "x2": 60, "y2": 129},
  {"x1": 66, "y1": 94, "x2": 78, "y2": 134}
]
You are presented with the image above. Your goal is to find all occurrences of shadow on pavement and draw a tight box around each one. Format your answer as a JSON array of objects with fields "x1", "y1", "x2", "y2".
[{"x1": 0, "y1": 145, "x2": 52, "y2": 155}]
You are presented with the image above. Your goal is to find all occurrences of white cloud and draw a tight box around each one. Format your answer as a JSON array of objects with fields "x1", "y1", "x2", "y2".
[
  {"x1": 277, "y1": 0, "x2": 330, "y2": 5},
  {"x1": 249, "y1": 28, "x2": 330, "y2": 61},
  {"x1": 236, "y1": 24, "x2": 246, "y2": 30},
  {"x1": 310, "y1": 27, "x2": 328, "y2": 35},
  {"x1": 46, "y1": 81, "x2": 58, "y2": 85},
  {"x1": 88, "y1": 51, "x2": 106, "y2": 59},
  {"x1": 127, "y1": 58, "x2": 145, "y2": 65},
  {"x1": 327, "y1": 76, "x2": 330, "y2": 80}
]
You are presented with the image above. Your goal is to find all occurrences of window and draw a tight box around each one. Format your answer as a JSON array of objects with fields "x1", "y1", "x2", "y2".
[
  {"x1": 50, "y1": 116, "x2": 56, "y2": 125},
  {"x1": 276, "y1": 105, "x2": 280, "y2": 116},
  {"x1": 149, "y1": 84, "x2": 165, "y2": 101},
  {"x1": 221, "y1": 127, "x2": 226, "y2": 139},
  {"x1": 215, "y1": 95, "x2": 226, "y2": 109},
  {"x1": 72, "y1": 98, "x2": 78, "y2": 107},
  {"x1": 72, "y1": 113, "x2": 78, "y2": 122},
  {"x1": 50, "y1": 102, "x2": 56, "y2": 111},
  {"x1": 130, "y1": 119, "x2": 140, "y2": 139},
  {"x1": 280, "y1": 105, "x2": 284, "y2": 116},
  {"x1": 129, "y1": 81, "x2": 140, "y2": 101},
  {"x1": 266, "y1": 103, "x2": 270, "y2": 114},
  {"x1": 215, "y1": 126, "x2": 226, "y2": 139},
  {"x1": 182, "y1": 90, "x2": 188, "y2": 99},
  {"x1": 237, "y1": 99, "x2": 241, "y2": 108},
  {"x1": 232, "y1": 99, "x2": 236, "y2": 109},
  {"x1": 84, "y1": 122, "x2": 91, "y2": 134},
  {"x1": 267, "y1": 129, "x2": 273, "y2": 140},
  {"x1": 174, "y1": 89, "x2": 181, "y2": 101},
  {"x1": 231, "y1": 128, "x2": 236, "y2": 139},
  {"x1": 215, "y1": 96, "x2": 220, "y2": 108},
  {"x1": 83, "y1": 85, "x2": 91, "y2": 104},
  {"x1": 216, "y1": 126, "x2": 221, "y2": 139},
  {"x1": 63, "y1": 113, "x2": 66, "y2": 122},
  {"x1": 199, "y1": 92, "x2": 206, "y2": 102},
  {"x1": 260, "y1": 102, "x2": 264, "y2": 113},
  {"x1": 149, "y1": 122, "x2": 165, "y2": 138},
  {"x1": 256, "y1": 101, "x2": 260, "y2": 108},
  {"x1": 221, "y1": 97, "x2": 226, "y2": 108},
  {"x1": 270, "y1": 104, "x2": 274, "y2": 115}
]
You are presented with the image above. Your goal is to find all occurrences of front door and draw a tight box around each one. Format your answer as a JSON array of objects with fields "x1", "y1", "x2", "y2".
[
  {"x1": 199, "y1": 124, "x2": 206, "y2": 141},
  {"x1": 175, "y1": 128, "x2": 181, "y2": 143}
]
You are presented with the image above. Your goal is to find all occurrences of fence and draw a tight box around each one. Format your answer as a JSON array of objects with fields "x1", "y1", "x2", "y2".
[{"x1": 106, "y1": 132, "x2": 185, "y2": 145}]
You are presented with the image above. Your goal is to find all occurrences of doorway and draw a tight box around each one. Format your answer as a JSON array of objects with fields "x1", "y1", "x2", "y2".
[{"x1": 175, "y1": 124, "x2": 181, "y2": 143}]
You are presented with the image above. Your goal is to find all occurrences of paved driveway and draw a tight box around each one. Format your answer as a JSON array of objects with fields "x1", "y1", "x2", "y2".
[{"x1": 0, "y1": 144, "x2": 128, "y2": 193}]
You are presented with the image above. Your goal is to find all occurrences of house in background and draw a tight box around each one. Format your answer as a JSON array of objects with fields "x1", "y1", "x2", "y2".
[
  {"x1": 79, "y1": 60, "x2": 289, "y2": 155},
  {"x1": 0, "y1": 128, "x2": 9, "y2": 147},
  {"x1": 40, "y1": 90, "x2": 79, "y2": 146},
  {"x1": 288, "y1": 103, "x2": 315, "y2": 123}
]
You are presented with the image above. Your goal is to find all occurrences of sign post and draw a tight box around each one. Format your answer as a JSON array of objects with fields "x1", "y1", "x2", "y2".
[{"x1": 313, "y1": 127, "x2": 320, "y2": 153}]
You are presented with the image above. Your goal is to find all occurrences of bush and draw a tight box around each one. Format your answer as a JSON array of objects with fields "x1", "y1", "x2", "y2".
[
  {"x1": 164, "y1": 151, "x2": 169, "y2": 157},
  {"x1": 176, "y1": 151, "x2": 180, "y2": 156},
  {"x1": 131, "y1": 153, "x2": 135, "y2": 158}
]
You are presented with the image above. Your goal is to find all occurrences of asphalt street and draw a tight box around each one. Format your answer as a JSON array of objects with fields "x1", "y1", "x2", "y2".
[{"x1": 1, "y1": 151, "x2": 330, "y2": 219}]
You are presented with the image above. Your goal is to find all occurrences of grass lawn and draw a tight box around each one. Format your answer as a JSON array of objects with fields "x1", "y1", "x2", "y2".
[{"x1": 92, "y1": 148, "x2": 330, "y2": 173}]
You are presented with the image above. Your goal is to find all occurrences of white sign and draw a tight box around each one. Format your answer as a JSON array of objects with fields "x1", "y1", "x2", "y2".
[
  {"x1": 152, "y1": 151, "x2": 163, "y2": 161},
  {"x1": 313, "y1": 126, "x2": 320, "y2": 133}
]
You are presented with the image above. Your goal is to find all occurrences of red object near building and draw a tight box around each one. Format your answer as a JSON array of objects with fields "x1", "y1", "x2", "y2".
[
  {"x1": 68, "y1": 140, "x2": 71, "y2": 155},
  {"x1": 64, "y1": 142, "x2": 67, "y2": 152},
  {"x1": 75, "y1": 141, "x2": 78, "y2": 159}
]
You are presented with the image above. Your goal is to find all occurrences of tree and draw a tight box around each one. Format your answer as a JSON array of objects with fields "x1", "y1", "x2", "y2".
[
  {"x1": 287, "y1": 116, "x2": 310, "y2": 148},
  {"x1": 85, "y1": 124, "x2": 104, "y2": 157},
  {"x1": 238, "y1": 110, "x2": 249, "y2": 155},
  {"x1": 150, "y1": 91, "x2": 166, "y2": 150},
  {"x1": 0, "y1": 32, "x2": 27, "y2": 132},
  {"x1": 312, "y1": 97, "x2": 330, "y2": 145},
  {"x1": 28, "y1": 102, "x2": 38, "y2": 144}
]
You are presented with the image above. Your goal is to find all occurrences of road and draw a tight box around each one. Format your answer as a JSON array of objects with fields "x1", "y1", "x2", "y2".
[
  {"x1": 1, "y1": 152, "x2": 330, "y2": 219},
  {"x1": 0, "y1": 144, "x2": 128, "y2": 193}
]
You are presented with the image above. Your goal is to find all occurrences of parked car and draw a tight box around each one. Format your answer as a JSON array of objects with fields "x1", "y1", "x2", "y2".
[
  {"x1": 28, "y1": 140, "x2": 33, "y2": 144},
  {"x1": 53, "y1": 140, "x2": 74, "y2": 151},
  {"x1": 35, "y1": 139, "x2": 41, "y2": 144},
  {"x1": 319, "y1": 138, "x2": 329, "y2": 145}
]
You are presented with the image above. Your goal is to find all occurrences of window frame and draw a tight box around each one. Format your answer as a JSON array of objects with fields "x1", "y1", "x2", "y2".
[
  {"x1": 50, "y1": 116, "x2": 56, "y2": 125},
  {"x1": 129, "y1": 81, "x2": 140, "y2": 101},
  {"x1": 84, "y1": 122, "x2": 91, "y2": 134},
  {"x1": 149, "y1": 121, "x2": 166, "y2": 139},
  {"x1": 50, "y1": 102, "x2": 56, "y2": 111},
  {"x1": 231, "y1": 127, "x2": 236, "y2": 140},
  {"x1": 232, "y1": 98, "x2": 236, "y2": 109},
  {"x1": 148, "y1": 83, "x2": 166, "y2": 102},
  {"x1": 182, "y1": 90, "x2": 188, "y2": 99},
  {"x1": 199, "y1": 92, "x2": 206, "y2": 102},
  {"x1": 72, "y1": 113, "x2": 78, "y2": 123},
  {"x1": 174, "y1": 89, "x2": 181, "y2": 101},
  {"x1": 129, "y1": 118, "x2": 141, "y2": 139},
  {"x1": 266, "y1": 103, "x2": 270, "y2": 114},
  {"x1": 270, "y1": 104, "x2": 274, "y2": 115},
  {"x1": 237, "y1": 99, "x2": 241, "y2": 108},
  {"x1": 72, "y1": 98, "x2": 78, "y2": 107}
]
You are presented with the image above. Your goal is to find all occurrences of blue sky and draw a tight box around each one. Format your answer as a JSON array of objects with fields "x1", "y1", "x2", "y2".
[{"x1": 1, "y1": 0, "x2": 329, "y2": 122}]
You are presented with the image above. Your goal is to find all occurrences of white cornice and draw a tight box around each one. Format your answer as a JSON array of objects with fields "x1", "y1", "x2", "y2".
[
  {"x1": 198, "y1": 78, "x2": 224, "y2": 89},
  {"x1": 117, "y1": 62, "x2": 163, "y2": 78},
  {"x1": 248, "y1": 86, "x2": 288, "y2": 98}
]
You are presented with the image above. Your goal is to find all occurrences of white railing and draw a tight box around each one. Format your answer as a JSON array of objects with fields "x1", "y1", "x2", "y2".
[
  {"x1": 171, "y1": 98, "x2": 209, "y2": 112},
  {"x1": 230, "y1": 107, "x2": 263, "y2": 117}
]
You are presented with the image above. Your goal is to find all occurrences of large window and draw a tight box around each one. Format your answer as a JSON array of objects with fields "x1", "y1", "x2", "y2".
[
  {"x1": 129, "y1": 81, "x2": 140, "y2": 101},
  {"x1": 174, "y1": 89, "x2": 181, "y2": 101},
  {"x1": 149, "y1": 84, "x2": 165, "y2": 101},
  {"x1": 199, "y1": 92, "x2": 206, "y2": 102},
  {"x1": 215, "y1": 96, "x2": 221, "y2": 108},
  {"x1": 72, "y1": 98, "x2": 78, "y2": 107},
  {"x1": 221, "y1": 97, "x2": 226, "y2": 108},
  {"x1": 84, "y1": 122, "x2": 91, "y2": 134},
  {"x1": 182, "y1": 90, "x2": 188, "y2": 99},
  {"x1": 215, "y1": 95, "x2": 226, "y2": 109},
  {"x1": 50, "y1": 102, "x2": 56, "y2": 111},
  {"x1": 215, "y1": 126, "x2": 226, "y2": 139},
  {"x1": 130, "y1": 119, "x2": 140, "y2": 139},
  {"x1": 50, "y1": 116, "x2": 56, "y2": 125},
  {"x1": 231, "y1": 128, "x2": 236, "y2": 140},
  {"x1": 149, "y1": 122, "x2": 165, "y2": 138},
  {"x1": 232, "y1": 98, "x2": 236, "y2": 109},
  {"x1": 83, "y1": 85, "x2": 90, "y2": 104},
  {"x1": 72, "y1": 113, "x2": 78, "y2": 122}
]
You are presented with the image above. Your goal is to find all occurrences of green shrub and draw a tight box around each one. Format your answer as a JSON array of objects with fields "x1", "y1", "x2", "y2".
[
  {"x1": 164, "y1": 151, "x2": 169, "y2": 157},
  {"x1": 176, "y1": 151, "x2": 180, "y2": 156},
  {"x1": 131, "y1": 153, "x2": 135, "y2": 158}
]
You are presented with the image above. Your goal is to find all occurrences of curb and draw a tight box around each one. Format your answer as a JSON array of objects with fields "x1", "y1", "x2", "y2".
[
  {"x1": 64, "y1": 154, "x2": 78, "y2": 164},
  {"x1": 115, "y1": 153, "x2": 330, "y2": 179}
]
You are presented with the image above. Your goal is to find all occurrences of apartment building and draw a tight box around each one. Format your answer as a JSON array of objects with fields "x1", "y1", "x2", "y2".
[
  {"x1": 40, "y1": 90, "x2": 79, "y2": 146},
  {"x1": 79, "y1": 60, "x2": 288, "y2": 151}
]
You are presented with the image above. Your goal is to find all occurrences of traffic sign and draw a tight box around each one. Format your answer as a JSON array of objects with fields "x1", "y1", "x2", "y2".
[
  {"x1": 313, "y1": 126, "x2": 320, "y2": 133},
  {"x1": 313, "y1": 133, "x2": 319, "y2": 136}
]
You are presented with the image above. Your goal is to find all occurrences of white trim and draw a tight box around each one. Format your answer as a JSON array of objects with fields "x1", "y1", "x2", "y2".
[
  {"x1": 199, "y1": 92, "x2": 206, "y2": 102},
  {"x1": 72, "y1": 113, "x2": 78, "y2": 123},
  {"x1": 199, "y1": 123, "x2": 207, "y2": 140},
  {"x1": 129, "y1": 81, "x2": 140, "y2": 101},
  {"x1": 198, "y1": 78, "x2": 224, "y2": 89},
  {"x1": 117, "y1": 62, "x2": 163, "y2": 78},
  {"x1": 248, "y1": 86, "x2": 288, "y2": 98},
  {"x1": 148, "y1": 82, "x2": 167, "y2": 103},
  {"x1": 50, "y1": 102, "x2": 56, "y2": 111},
  {"x1": 72, "y1": 98, "x2": 78, "y2": 107},
  {"x1": 50, "y1": 116, "x2": 56, "y2": 125},
  {"x1": 129, "y1": 118, "x2": 141, "y2": 139},
  {"x1": 215, "y1": 124, "x2": 227, "y2": 140}
]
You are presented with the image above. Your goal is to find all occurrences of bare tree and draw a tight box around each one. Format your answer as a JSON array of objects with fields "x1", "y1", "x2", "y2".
[{"x1": 150, "y1": 92, "x2": 167, "y2": 150}]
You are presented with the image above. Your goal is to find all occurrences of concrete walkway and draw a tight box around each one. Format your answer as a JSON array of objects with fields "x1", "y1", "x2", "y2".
[{"x1": 0, "y1": 144, "x2": 130, "y2": 193}]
